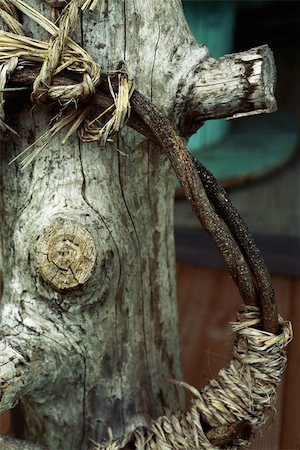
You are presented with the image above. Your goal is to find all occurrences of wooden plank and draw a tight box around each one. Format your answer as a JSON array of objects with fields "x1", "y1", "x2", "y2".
[
  {"x1": 191, "y1": 271, "x2": 240, "y2": 389},
  {"x1": 280, "y1": 277, "x2": 300, "y2": 450},
  {"x1": 177, "y1": 265, "x2": 230, "y2": 389},
  {"x1": 0, "y1": 411, "x2": 11, "y2": 435},
  {"x1": 177, "y1": 264, "x2": 294, "y2": 449},
  {"x1": 177, "y1": 265, "x2": 242, "y2": 392}
]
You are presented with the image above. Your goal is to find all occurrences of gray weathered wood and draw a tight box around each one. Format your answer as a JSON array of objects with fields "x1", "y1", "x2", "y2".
[
  {"x1": 0, "y1": 1, "x2": 277, "y2": 449},
  {"x1": 0, "y1": 434, "x2": 45, "y2": 450}
]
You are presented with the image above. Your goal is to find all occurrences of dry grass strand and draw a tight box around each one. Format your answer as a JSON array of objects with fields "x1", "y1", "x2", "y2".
[
  {"x1": 94, "y1": 307, "x2": 292, "y2": 450},
  {"x1": 0, "y1": 0, "x2": 133, "y2": 167}
]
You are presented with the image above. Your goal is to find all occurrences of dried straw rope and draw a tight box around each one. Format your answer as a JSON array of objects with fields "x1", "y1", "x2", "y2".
[
  {"x1": 29, "y1": 0, "x2": 100, "y2": 105},
  {"x1": 94, "y1": 307, "x2": 292, "y2": 450},
  {"x1": 0, "y1": 55, "x2": 18, "y2": 137},
  {"x1": 0, "y1": 0, "x2": 133, "y2": 167}
]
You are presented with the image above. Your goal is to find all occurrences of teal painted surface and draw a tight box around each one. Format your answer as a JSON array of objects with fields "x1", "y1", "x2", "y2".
[
  {"x1": 183, "y1": 1, "x2": 236, "y2": 150},
  {"x1": 181, "y1": 2, "x2": 299, "y2": 185},
  {"x1": 197, "y1": 112, "x2": 299, "y2": 182}
]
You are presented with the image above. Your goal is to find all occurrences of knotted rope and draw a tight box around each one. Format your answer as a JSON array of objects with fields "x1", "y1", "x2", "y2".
[
  {"x1": 0, "y1": 0, "x2": 133, "y2": 167},
  {"x1": 94, "y1": 307, "x2": 292, "y2": 450},
  {"x1": 31, "y1": 0, "x2": 100, "y2": 105},
  {"x1": 0, "y1": 55, "x2": 18, "y2": 138}
]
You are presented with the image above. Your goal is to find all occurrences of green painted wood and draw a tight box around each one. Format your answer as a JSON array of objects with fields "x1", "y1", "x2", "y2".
[
  {"x1": 194, "y1": 111, "x2": 299, "y2": 186},
  {"x1": 183, "y1": 0, "x2": 235, "y2": 150},
  {"x1": 182, "y1": 2, "x2": 299, "y2": 186}
]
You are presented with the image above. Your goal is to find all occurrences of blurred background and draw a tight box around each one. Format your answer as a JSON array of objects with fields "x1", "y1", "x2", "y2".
[{"x1": 176, "y1": 1, "x2": 300, "y2": 449}]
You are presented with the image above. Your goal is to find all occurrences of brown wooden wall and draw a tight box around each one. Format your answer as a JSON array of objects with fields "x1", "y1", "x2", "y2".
[{"x1": 177, "y1": 263, "x2": 300, "y2": 450}]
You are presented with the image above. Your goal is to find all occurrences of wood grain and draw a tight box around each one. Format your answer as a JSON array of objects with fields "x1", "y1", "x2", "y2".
[
  {"x1": 0, "y1": 276, "x2": 12, "y2": 436},
  {"x1": 280, "y1": 278, "x2": 300, "y2": 450},
  {"x1": 177, "y1": 263, "x2": 298, "y2": 450}
]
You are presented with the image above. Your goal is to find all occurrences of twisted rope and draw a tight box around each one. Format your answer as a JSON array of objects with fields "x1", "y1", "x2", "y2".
[
  {"x1": 94, "y1": 307, "x2": 292, "y2": 450},
  {"x1": 0, "y1": 0, "x2": 133, "y2": 167},
  {"x1": 0, "y1": 56, "x2": 18, "y2": 139},
  {"x1": 31, "y1": 0, "x2": 99, "y2": 105},
  {"x1": 0, "y1": 0, "x2": 25, "y2": 34}
]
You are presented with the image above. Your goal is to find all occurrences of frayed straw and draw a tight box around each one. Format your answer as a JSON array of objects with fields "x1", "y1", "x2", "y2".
[
  {"x1": 9, "y1": 108, "x2": 83, "y2": 167},
  {"x1": 0, "y1": 56, "x2": 18, "y2": 139},
  {"x1": 93, "y1": 307, "x2": 292, "y2": 450},
  {"x1": 0, "y1": 0, "x2": 132, "y2": 168},
  {"x1": 8, "y1": 0, "x2": 101, "y2": 100},
  {"x1": 0, "y1": 0, "x2": 26, "y2": 35},
  {"x1": 81, "y1": 0, "x2": 100, "y2": 11}
]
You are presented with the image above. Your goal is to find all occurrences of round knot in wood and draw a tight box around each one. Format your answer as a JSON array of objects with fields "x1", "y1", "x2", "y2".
[{"x1": 36, "y1": 219, "x2": 96, "y2": 291}]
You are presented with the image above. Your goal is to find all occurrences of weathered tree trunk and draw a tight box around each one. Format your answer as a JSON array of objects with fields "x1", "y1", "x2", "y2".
[{"x1": 0, "y1": 1, "x2": 276, "y2": 449}]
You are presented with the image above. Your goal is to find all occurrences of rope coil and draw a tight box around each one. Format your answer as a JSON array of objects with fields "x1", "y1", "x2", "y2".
[
  {"x1": 94, "y1": 307, "x2": 292, "y2": 450},
  {"x1": 31, "y1": 0, "x2": 100, "y2": 105},
  {"x1": 0, "y1": 0, "x2": 133, "y2": 167}
]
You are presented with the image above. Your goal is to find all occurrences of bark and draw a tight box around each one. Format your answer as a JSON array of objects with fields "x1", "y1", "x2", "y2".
[{"x1": 0, "y1": 1, "x2": 277, "y2": 449}]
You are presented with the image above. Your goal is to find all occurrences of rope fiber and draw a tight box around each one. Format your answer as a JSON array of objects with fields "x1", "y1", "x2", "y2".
[{"x1": 94, "y1": 307, "x2": 292, "y2": 450}]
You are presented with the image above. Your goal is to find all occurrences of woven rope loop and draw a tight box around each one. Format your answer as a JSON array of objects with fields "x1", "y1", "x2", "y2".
[
  {"x1": 0, "y1": 0, "x2": 135, "y2": 167},
  {"x1": 31, "y1": 0, "x2": 99, "y2": 105},
  {"x1": 94, "y1": 307, "x2": 292, "y2": 450}
]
